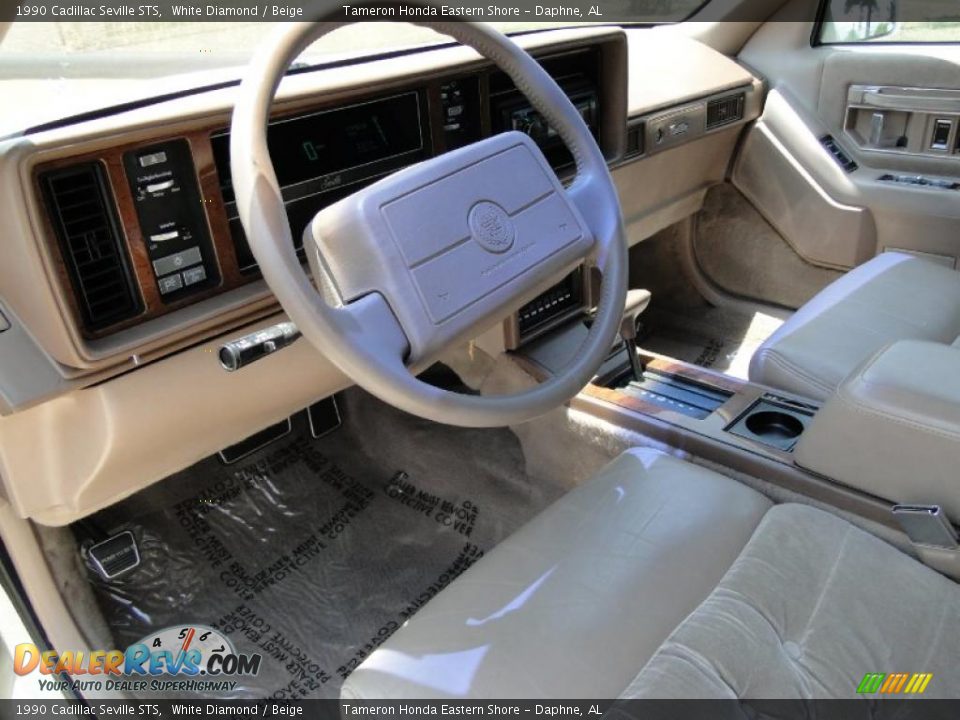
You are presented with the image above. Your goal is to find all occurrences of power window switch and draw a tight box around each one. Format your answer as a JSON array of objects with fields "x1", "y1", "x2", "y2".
[
  {"x1": 932, "y1": 119, "x2": 953, "y2": 151},
  {"x1": 158, "y1": 274, "x2": 183, "y2": 295}
]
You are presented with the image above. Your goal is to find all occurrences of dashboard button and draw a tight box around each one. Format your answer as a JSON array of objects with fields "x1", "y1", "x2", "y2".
[
  {"x1": 157, "y1": 274, "x2": 184, "y2": 295},
  {"x1": 138, "y1": 151, "x2": 168, "y2": 168},
  {"x1": 182, "y1": 265, "x2": 208, "y2": 287},
  {"x1": 152, "y1": 246, "x2": 201, "y2": 276}
]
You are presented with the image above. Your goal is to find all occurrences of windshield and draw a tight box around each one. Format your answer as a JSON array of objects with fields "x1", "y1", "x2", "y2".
[
  {"x1": 0, "y1": 7, "x2": 700, "y2": 135},
  {"x1": 0, "y1": 22, "x2": 526, "y2": 134}
]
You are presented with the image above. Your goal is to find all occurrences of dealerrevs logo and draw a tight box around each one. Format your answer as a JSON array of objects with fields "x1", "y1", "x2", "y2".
[{"x1": 15, "y1": 624, "x2": 261, "y2": 693}]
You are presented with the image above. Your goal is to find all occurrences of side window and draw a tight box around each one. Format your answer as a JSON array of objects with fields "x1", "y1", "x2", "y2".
[{"x1": 817, "y1": 0, "x2": 960, "y2": 44}]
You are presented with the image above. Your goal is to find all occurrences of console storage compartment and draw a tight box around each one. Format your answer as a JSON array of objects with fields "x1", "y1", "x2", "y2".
[{"x1": 795, "y1": 340, "x2": 960, "y2": 520}]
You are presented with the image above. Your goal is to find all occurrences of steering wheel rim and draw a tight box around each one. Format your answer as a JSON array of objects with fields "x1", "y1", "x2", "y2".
[{"x1": 230, "y1": 19, "x2": 627, "y2": 427}]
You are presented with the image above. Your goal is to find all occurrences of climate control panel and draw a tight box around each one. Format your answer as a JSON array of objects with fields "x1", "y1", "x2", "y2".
[{"x1": 123, "y1": 139, "x2": 219, "y2": 302}]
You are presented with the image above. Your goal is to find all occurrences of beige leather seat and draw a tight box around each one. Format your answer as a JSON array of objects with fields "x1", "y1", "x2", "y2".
[
  {"x1": 749, "y1": 252, "x2": 960, "y2": 401},
  {"x1": 341, "y1": 449, "x2": 960, "y2": 699}
]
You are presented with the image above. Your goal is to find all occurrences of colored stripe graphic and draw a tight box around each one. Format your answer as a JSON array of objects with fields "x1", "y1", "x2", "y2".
[
  {"x1": 857, "y1": 673, "x2": 885, "y2": 694},
  {"x1": 904, "y1": 674, "x2": 920, "y2": 694},
  {"x1": 857, "y1": 672, "x2": 932, "y2": 694},
  {"x1": 879, "y1": 674, "x2": 898, "y2": 693}
]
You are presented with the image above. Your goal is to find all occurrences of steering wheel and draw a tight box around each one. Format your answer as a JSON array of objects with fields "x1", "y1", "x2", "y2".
[{"x1": 230, "y1": 19, "x2": 627, "y2": 427}]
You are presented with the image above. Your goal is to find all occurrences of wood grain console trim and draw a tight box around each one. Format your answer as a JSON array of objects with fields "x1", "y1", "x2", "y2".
[{"x1": 582, "y1": 354, "x2": 747, "y2": 417}]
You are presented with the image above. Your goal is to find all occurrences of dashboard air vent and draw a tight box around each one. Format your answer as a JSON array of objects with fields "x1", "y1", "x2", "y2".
[
  {"x1": 517, "y1": 270, "x2": 583, "y2": 338},
  {"x1": 820, "y1": 135, "x2": 858, "y2": 173},
  {"x1": 705, "y1": 92, "x2": 745, "y2": 130},
  {"x1": 41, "y1": 164, "x2": 141, "y2": 330}
]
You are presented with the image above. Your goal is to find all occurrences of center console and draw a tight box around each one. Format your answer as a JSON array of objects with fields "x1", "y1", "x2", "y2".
[
  {"x1": 510, "y1": 310, "x2": 916, "y2": 545},
  {"x1": 507, "y1": 288, "x2": 960, "y2": 590},
  {"x1": 794, "y1": 339, "x2": 960, "y2": 520},
  {"x1": 584, "y1": 350, "x2": 820, "y2": 464},
  {"x1": 520, "y1": 305, "x2": 960, "y2": 582},
  {"x1": 517, "y1": 308, "x2": 819, "y2": 465},
  {"x1": 515, "y1": 309, "x2": 819, "y2": 460},
  {"x1": 789, "y1": 338, "x2": 960, "y2": 579}
]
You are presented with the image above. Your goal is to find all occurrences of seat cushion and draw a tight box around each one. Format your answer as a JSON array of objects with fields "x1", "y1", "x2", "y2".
[
  {"x1": 623, "y1": 504, "x2": 960, "y2": 699},
  {"x1": 341, "y1": 449, "x2": 772, "y2": 699},
  {"x1": 749, "y1": 252, "x2": 960, "y2": 401}
]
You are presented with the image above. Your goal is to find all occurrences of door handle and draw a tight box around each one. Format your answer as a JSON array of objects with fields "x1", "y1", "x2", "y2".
[{"x1": 852, "y1": 85, "x2": 960, "y2": 114}]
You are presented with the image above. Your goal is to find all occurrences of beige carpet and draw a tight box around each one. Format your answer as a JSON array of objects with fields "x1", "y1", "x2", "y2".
[{"x1": 639, "y1": 305, "x2": 785, "y2": 380}]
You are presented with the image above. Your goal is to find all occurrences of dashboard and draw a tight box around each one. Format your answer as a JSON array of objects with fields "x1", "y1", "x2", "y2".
[
  {"x1": 32, "y1": 41, "x2": 615, "y2": 345},
  {"x1": 0, "y1": 26, "x2": 766, "y2": 401},
  {"x1": 0, "y1": 26, "x2": 763, "y2": 525}
]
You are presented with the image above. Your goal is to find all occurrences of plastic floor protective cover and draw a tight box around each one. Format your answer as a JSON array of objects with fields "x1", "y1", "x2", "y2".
[{"x1": 82, "y1": 387, "x2": 566, "y2": 699}]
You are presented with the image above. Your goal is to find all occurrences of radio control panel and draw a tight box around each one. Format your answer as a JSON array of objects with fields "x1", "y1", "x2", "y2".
[{"x1": 440, "y1": 76, "x2": 483, "y2": 150}]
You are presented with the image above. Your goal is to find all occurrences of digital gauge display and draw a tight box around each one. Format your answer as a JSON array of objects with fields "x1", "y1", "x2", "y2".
[
  {"x1": 212, "y1": 91, "x2": 424, "y2": 203},
  {"x1": 265, "y1": 91, "x2": 424, "y2": 190},
  {"x1": 211, "y1": 91, "x2": 428, "y2": 271}
]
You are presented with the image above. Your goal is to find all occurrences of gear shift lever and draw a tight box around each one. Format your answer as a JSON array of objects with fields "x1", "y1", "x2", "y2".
[{"x1": 620, "y1": 289, "x2": 651, "y2": 383}]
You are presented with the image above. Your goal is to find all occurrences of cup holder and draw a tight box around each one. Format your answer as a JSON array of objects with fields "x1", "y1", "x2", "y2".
[
  {"x1": 726, "y1": 398, "x2": 816, "y2": 451},
  {"x1": 745, "y1": 411, "x2": 804, "y2": 442}
]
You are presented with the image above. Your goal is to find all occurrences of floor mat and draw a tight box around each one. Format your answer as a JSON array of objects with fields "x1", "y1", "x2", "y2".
[
  {"x1": 81, "y1": 388, "x2": 564, "y2": 700},
  {"x1": 638, "y1": 305, "x2": 786, "y2": 380}
]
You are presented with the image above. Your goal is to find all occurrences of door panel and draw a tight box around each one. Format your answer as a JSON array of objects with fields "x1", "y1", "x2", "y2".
[
  {"x1": 716, "y1": 2, "x2": 960, "y2": 308},
  {"x1": 819, "y1": 53, "x2": 960, "y2": 178},
  {"x1": 732, "y1": 89, "x2": 876, "y2": 269}
]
